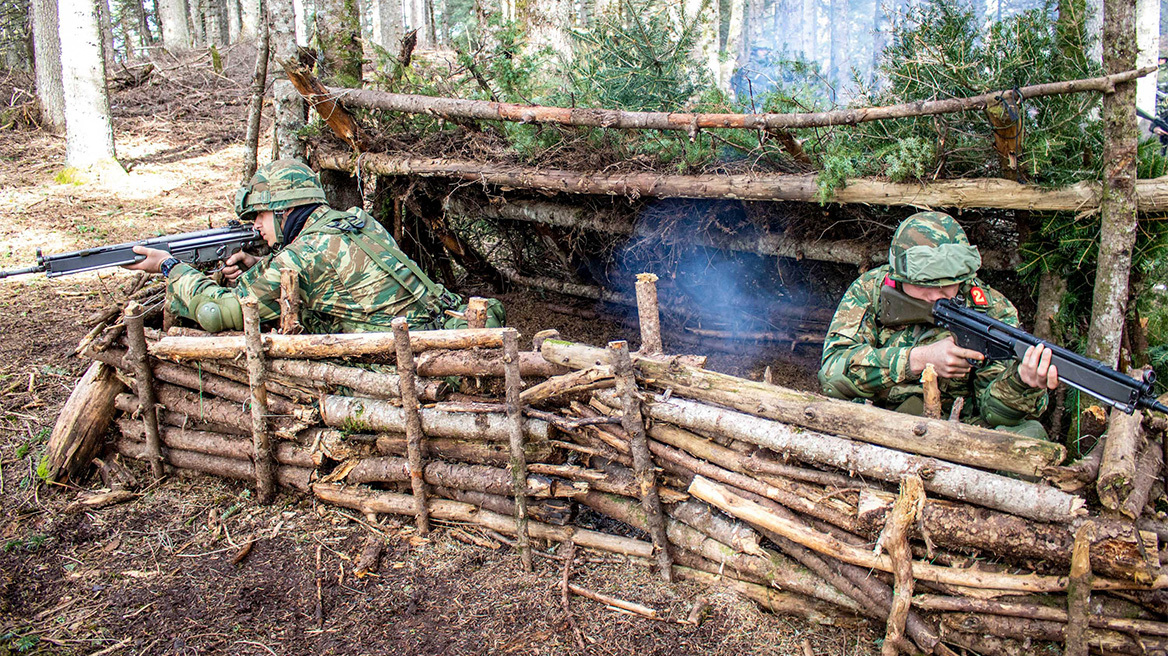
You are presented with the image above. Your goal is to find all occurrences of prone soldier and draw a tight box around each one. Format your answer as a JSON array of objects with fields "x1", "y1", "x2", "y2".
[
  {"x1": 125, "y1": 159, "x2": 503, "y2": 333},
  {"x1": 818, "y1": 211, "x2": 1058, "y2": 439}
]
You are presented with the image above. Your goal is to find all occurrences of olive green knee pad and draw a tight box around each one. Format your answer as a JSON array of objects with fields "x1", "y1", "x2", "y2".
[{"x1": 191, "y1": 294, "x2": 244, "y2": 332}]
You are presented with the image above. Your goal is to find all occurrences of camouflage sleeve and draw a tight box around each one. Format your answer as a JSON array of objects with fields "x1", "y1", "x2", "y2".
[
  {"x1": 165, "y1": 245, "x2": 315, "y2": 324},
  {"x1": 818, "y1": 272, "x2": 916, "y2": 400},
  {"x1": 165, "y1": 263, "x2": 240, "y2": 320},
  {"x1": 972, "y1": 286, "x2": 1048, "y2": 426},
  {"x1": 234, "y1": 241, "x2": 325, "y2": 322}
]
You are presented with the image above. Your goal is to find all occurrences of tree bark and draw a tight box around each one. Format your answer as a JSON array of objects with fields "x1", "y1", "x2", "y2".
[
  {"x1": 392, "y1": 317, "x2": 430, "y2": 534},
  {"x1": 31, "y1": 0, "x2": 64, "y2": 132},
  {"x1": 1098, "y1": 409, "x2": 1143, "y2": 510},
  {"x1": 115, "y1": 439, "x2": 312, "y2": 491},
  {"x1": 243, "y1": 1, "x2": 270, "y2": 181},
  {"x1": 324, "y1": 69, "x2": 1153, "y2": 133},
  {"x1": 157, "y1": 0, "x2": 191, "y2": 48},
  {"x1": 321, "y1": 150, "x2": 1168, "y2": 212},
  {"x1": 116, "y1": 418, "x2": 315, "y2": 468},
  {"x1": 371, "y1": 432, "x2": 559, "y2": 467},
  {"x1": 879, "y1": 476, "x2": 925, "y2": 656},
  {"x1": 1065, "y1": 522, "x2": 1094, "y2": 656},
  {"x1": 242, "y1": 297, "x2": 277, "y2": 504},
  {"x1": 543, "y1": 340, "x2": 1066, "y2": 476},
  {"x1": 1121, "y1": 438, "x2": 1163, "y2": 519},
  {"x1": 283, "y1": 60, "x2": 369, "y2": 151},
  {"x1": 503, "y1": 329, "x2": 531, "y2": 569},
  {"x1": 59, "y1": 0, "x2": 118, "y2": 168},
  {"x1": 44, "y1": 361, "x2": 126, "y2": 483},
  {"x1": 1086, "y1": 0, "x2": 1139, "y2": 367},
  {"x1": 123, "y1": 302, "x2": 164, "y2": 478},
  {"x1": 151, "y1": 328, "x2": 508, "y2": 359}
]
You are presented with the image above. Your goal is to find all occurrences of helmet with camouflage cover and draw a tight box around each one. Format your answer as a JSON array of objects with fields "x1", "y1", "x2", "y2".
[
  {"x1": 234, "y1": 159, "x2": 327, "y2": 224},
  {"x1": 887, "y1": 211, "x2": 982, "y2": 287}
]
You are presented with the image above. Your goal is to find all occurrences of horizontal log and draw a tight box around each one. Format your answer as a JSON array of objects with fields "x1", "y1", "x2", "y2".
[
  {"x1": 266, "y1": 358, "x2": 447, "y2": 401},
  {"x1": 645, "y1": 394, "x2": 1083, "y2": 522},
  {"x1": 313, "y1": 483, "x2": 652, "y2": 558},
  {"x1": 855, "y1": 488, "x2": 1160, "y2": 584},
  {"x1": 372, "y1": 433, "x2": 559, "y2": 466},
  {"x1": 345, "y1": 455, "x2": 586, "y2": 498},
  {"x1": 431, "y1": 485, "x2": 572, "y2": 525},
  {"x1": 319, "y1": 150, "x2": 1168, "y2": 212},
  {"x1": 690, "y1": 475, "x2": 1165, "y2": 593},
  {"x1": 150, "y1": 329, "x2": 510, "y2": 360},
  {"x1": 330, "y1": 68, "x2": 1152, "y2": 131},
  {"x1": 915, "y1": 594, "x2": 1168, "y2": 638},
  {"x1": 414, "y1": 349, "x2": 568, "y2": 378},
  {"x1": 547, "y1": 340, "x2": 1065, "y2": 476},
  {"x1": 115, "y1": 438, "x2": 311, "y2": 491},
  {"x1": 937, "y1": 612, "x2": 1168, "y2": 654},
  {"x1": 116, "y1": 419, "x2": 316, "y2": 469},
  {"x1": 674, "y1": 566, "x2": 849, "y2": 625},
  {"x1": 115, "y1": 384, "x2": 310, "y2": 438},
  {"x1": 451, "y1": 197, "x2": 1019, "y2": 270},
  {"x1": 319, "y1": 395, "x2": 551, "y2": 442}
]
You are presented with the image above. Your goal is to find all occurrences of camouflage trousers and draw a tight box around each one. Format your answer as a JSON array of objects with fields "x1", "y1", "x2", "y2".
[{"x1": 893, "y1": 396, "x2": 1048, "y2": 441}]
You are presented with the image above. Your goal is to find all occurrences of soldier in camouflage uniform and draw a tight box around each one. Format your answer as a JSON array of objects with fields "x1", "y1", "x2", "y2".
[
  {"x1": 818, "y1": 211, "x2": 1059, "y2": 440},
  {"x1": 126, "y1": 160, "x2": 504, "y2": 333}
]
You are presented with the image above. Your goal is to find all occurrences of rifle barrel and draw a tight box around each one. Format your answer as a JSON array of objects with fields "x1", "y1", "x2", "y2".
[{"x1": 0, "y1": 265, "x2": 44, "y2": 279}]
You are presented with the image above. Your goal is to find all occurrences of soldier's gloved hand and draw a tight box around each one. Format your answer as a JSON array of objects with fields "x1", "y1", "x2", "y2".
[
  {"x1": 122, "y1": 246, "x2": 171, "y2": 274},
  {"x1": 222, "y1": 251, "x2": 259, "y2": 282},
  {"x1": 909, "y1": 336, "x2": 984, "y2": 378},
  {"x1": 1018, "y1": 344, "x2": 1060, "y2": 390}
]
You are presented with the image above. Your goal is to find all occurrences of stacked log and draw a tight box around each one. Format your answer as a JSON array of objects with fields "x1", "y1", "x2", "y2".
[{"x1": 55, "y1": 289, "x2": 1168, "y2": 653}]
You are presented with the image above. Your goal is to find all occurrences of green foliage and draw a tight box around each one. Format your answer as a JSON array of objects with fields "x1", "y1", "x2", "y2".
[{"x1": 0, "y1": 631, "x2": 41, "y2": 654}]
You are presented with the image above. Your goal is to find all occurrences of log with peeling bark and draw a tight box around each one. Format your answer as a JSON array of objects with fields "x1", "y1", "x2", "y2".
[
  {"x1": 115, "y1": 438, "x2": 312, "y2": 491},
  {"x1": 854, "y1": 488, "x2": 1160, "y2": 583},
  {"x1": 45, "y1": 361, "x2": 127, "y2": 483},
  {"x1": 115, "y1": 384, "x2": 311, "y2": 438},
  {"x1": 690, "y1": 475, "x2": 1163, "y2": 593},
  {"x1": 319, "y1": 150, "x2": 1168, "y2": 212},
  {"x1": 243, "y1": 298, "x2": 277, "y2": 504},
  {"x1": 343, "y1": 455, "x2": 586, "y2": 499},
  {"x1": 1098, "y1": 409, "x2": 1144, "y2": 510},
  {"x1": 519, "y1": 367, "x2": 613, "y2": 406},
  {"x1": 124, "y1": 302, "x2": 164, "y2": 478},
  {"x1": 328, "y1": 68, "x2": 1152, "y2": 132},
  {"x1": 879, "y1": 476, "x2": 925, "y2": 656},
  {"x1": 1121, "y1": 438, "x2": 1164, "y2": 520},
  {"x1": 319, "y1": 395, "x2": 552, "y2": 442},
  {"x1": 543, "y1": 340, "x2": 1065, "y2": 476},
  {"x1": 150, "y1": 329, "x2": 510, "y2": 360},
  {"x1": 412, "y1": 348, "x2": 568, "y2": 378},
  {"x1": 393, "y1": 318, "x2": 430, "y2": 535},
  {"x1": 117, "y1": 419, "x2": 315, "y2": 468},
  {"x1": 642, "y1": 394, "x2": 1084, "y2": 523},
  {"x1": 370, "y1": 432, "x2": 558, "y2": 467},
  {"x1": 937, "y1": 612, "x2": 1168, "y2": 654},
  {"x1": 283, "y1": 60, "x2": 369, "y2": 151}
]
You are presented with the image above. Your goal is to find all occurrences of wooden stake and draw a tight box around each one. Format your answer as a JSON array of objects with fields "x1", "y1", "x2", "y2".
[
  {"x1": 879, "y1": 475, "x2": 925, "y2": 656},
  {"x1": 279, "y1": 268, "x2": 301, "y2": 334},
  {"x1": 242, "y1": 297, "x2": 276, "y2": 504},
  {"x1": 1065, "y1": 521, "x2": 1095, "y2": 656},
  {"x1": 392, "y1": 317, "x2": 430, "y2": 535},
  {"x1": 123, "y1": 301, "x2": 164, "y2": 479},
  {"x1": 466, "y1": 297, "x2": 489, "y2": 329},
  {"x1": 921, "y1": 364, "x2": 941, "y2": 420},
  {"x1": 502, "y1": 328, "x2": 532, "y2": 570},
  {"x1": 634, "y1": 273, "x2": 662, "y2": 355},
  {"x1": 609, "y1": 340, "x2": 672, "y2": 582}
]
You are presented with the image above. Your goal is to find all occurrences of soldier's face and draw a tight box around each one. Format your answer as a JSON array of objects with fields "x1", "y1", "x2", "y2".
[
  {"x1": 902, "y1": 282, "x2": 960, "y2": 302},
  {"x1": 254, "y1": 211, "x2": 277, "y2": 246}
]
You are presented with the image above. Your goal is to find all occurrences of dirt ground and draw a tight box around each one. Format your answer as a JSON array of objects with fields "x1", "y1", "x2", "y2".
[{"x1": 0, "y1": 51, "x2": 874, "y2": 656}]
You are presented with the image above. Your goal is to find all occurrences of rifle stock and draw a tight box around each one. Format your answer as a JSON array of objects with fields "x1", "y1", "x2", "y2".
[{"x1": 877, "y1": 284, "x2": 1168, "y2": 415}]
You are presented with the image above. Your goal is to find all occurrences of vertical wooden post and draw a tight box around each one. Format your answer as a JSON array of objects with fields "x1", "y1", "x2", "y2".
[
  {"x1": 1065, "y1": 521, "x2": 1095, "y2": 656},
  {"x1": 279, "y1": 269, "x2": 301, "y2": 334},
  {"x1": 392, "y1": 317, "x2": 430, "y2": 535},
  {"x1": 921, "y1": 364, "x2": 941, "y2": 419},
  {"x1": 123, "y1": 301, "x2": 164, "y2": 478},
  {"x1": 242, "y1": 296, "x2": 276, "y2": 504},
  {"x1": 532, "y1": 329, "x2": 560, "y2": 352},
  {"x1": 608, "y1": 340, "x2": 672, "y2": 582},
  {"x1": 634, "y1": 273, "x2": 663, "y2": 355},
  {"x1": 503, "y1": 328, "x2": 532, "y2": 570},
  {"x1": 466, "y1": 296, "x2": 489, "y2": 329}
]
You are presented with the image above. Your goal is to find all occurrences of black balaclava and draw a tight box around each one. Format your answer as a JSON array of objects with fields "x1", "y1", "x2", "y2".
[{"x1": 280, "y1": 203, "x2": 321, "y2": 246}]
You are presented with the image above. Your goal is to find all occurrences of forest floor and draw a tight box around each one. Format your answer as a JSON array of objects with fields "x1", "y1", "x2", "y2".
[{"x1": 0, "y1": 46, "x2": 872, "y2": 656}]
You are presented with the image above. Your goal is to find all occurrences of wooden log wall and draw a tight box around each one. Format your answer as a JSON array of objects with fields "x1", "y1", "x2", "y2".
[{"x1": 46, "y1": 280, "x2": 1168, "y2": 654}]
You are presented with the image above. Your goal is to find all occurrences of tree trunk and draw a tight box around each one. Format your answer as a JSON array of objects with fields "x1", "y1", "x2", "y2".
[
  {"x1": 1086, "y1": 0, "x2": 1139, "y2": 367},
  {"x1": 31, "y1": 0, "x2": 64, "y2": 132},
  {"x1": 319, "y1": 149, "x2": 1168, "y2": 212},
  {"x1": 44, "y1": 362, "x2": 126, "y2": 483},
  {"x1": 97, "y1": 0, "x2": 115, "y2": 69},
  {"x1": 720, "y1": 0, "x2": 744, "y2": 94},
  {"x1": 240, "y1": 0, "x2": 259, "y2": 36},
  {"x1": 269, "y1": 0, "x2": 303, "y2": 159},
  {"x1": 158, "y1": 0, "x2": 191, "y2": 48},
  {"x1": 685, "y1": 0, "x2": 718, "y2": 87},
  {"x1": 1134, "y1": 0, "x2": 1158, "y2": 122},
  {"x1": 543, "y1": 340, "x2": 1066, "y2": 476},
  {"x1": 374, "y1": 0, "x2": 403, "y2": 50},
  {"x1": 189, "y1": 0, "x2": 207, "y2": 46},
  {"x1": 243, "y1": 0, "x2": 269, "y2": 180},
  {"x1": 1097, "y1": 409, "x2": 1143, "y2": 510},
  {"x1": 316, "y1": 0, "x2": 363, "y2": 86},
  {"x1": 802, "y1": 0, "x2": 816, "y2": 60},
  {"x1": 59, "y1": 0, "x2": 118, "y2": 168}
]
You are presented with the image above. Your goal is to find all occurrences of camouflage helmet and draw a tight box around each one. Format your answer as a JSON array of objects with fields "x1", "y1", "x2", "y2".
[
  {"x1": 234, "y1": 159, "x2": 327, "y2": 223},
  {"x1": 887, "y1": 211, "x2": 982, "y2": 287}
]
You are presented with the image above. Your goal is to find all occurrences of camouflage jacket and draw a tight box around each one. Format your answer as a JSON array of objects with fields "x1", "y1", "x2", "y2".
[
  {"x1": 818, "y1": 265, "x2": 1047, "y2": 426},
  {"x1": 166, "y1": 206, "x2": 460, "y2": 333}
]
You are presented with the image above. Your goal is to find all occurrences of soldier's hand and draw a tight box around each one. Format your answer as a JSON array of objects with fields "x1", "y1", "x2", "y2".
[
  {"x1": 909, "y1": 337, "x2": 984, "y2": 378},
  {"x1": 1018, "y1": 344, "x2": 1060, "y2": 390},
  {"x1": 122, "y1": 246, "x2": 170, "y2": 274},
  {"x1": 222, "y1": 251, "x2": 258, "y2": 282}
]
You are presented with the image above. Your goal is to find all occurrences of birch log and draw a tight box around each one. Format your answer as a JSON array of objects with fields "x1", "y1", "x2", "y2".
[
  {"x1": 151, "y1": 328, "x2": 509, "y2": 360},
  {"x1": 542, "y1": 340, "x2": 1065, "y2": 476},
  {"x1": 319, "y1": 395, "x2": 551, "y2": 442}
]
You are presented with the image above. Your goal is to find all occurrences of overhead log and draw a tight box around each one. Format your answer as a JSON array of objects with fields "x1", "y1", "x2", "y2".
[
  {"x1": 545, "y1": 340, "x2": 1065, "y2": 476},
  {"x1": 448, "y1": 197, "x2": 1020, "y2": 271},
  {"x1": 319, "y1": 150, "x2": 1168, "y2": 212},
  {"x1": 326, "y1": 67, "x2": 1153, "y2": 132}
]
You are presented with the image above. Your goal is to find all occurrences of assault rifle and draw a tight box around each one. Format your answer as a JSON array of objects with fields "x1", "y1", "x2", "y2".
[
  {"x1": 0, "y1": 221, "x2": 262, "y2": 279},
  {"x1": 878, "y1": 284, "x2": 1168, "y2": 415}
]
